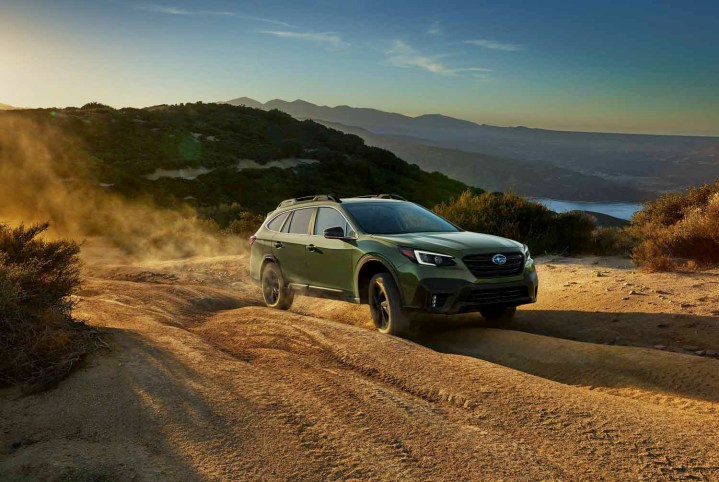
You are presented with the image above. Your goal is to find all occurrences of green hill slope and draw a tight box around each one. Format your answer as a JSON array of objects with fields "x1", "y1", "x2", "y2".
[{"x1": 3, "y1": 102, "x2": 472, "y2": 215}]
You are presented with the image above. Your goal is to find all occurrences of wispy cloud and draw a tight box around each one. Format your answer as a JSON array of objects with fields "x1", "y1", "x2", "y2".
[
  {"x1": 463, "y1": 39, "x2": 523, "y2": 51},
  {"x1": 259, "y1": 30, "x2": 349, "y2": 50},
  {"x1": 427, "y1": 21, "x2": 443, "y2": 36},
  {"x1": 452, "y1": 67, "x2": 494, "y2": 73},
  {"x1": 134, "y1": 4, "x2": 291, "y2": 27},
  {"x1": 471, "y1": 73, "x2": 492, "y2": 82},
  {"x1": 385, "y1": 40, "x2": 492, "y2": 76},
  {"x1": 134, "y1": 4, "x2": 231, "y2": 16}
]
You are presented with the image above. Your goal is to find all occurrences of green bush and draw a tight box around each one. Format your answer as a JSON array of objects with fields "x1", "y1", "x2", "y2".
[
  {"x1": 0, "y1": 222, "x2": 101, "y2": 390},
  {"x1": 631, "y1": 180, "x2": 719, "y2": 270},
  {"x1": 590, "y1": 226, "x2": 634, "y2": 256},
  {"x1": 434, "y1": 190, "x2": 597, "y2": 255}
]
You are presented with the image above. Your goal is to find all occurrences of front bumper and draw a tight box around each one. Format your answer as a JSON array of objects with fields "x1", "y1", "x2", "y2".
[{"x1": 408, "y1": 270, "x2": 539, "y2": 314}]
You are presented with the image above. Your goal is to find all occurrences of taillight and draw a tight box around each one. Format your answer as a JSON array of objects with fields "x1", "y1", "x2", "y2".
[{"x1": 249, "y1": 235, "x2": 257, "y2": 246}]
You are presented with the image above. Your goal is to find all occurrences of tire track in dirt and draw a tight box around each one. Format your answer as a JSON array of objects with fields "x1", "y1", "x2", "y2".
[
  {"x1": 411, "y1": 326, "x2": 719, "y2": 416},
  {"x1": 195, "y1": 310, "x2": 564, "y2": 480},
  {"x1": 197, "y1": 305, "x2": 719, "y2": 480}
]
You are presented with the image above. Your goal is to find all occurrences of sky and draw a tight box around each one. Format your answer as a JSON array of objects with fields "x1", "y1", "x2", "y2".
[{"x1": 2, "y1": 0, "x2": 718, "y2": 136}]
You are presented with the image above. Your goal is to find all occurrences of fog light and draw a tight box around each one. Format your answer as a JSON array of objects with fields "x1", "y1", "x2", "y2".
[{"x1": 431, "y1": 294, "x2": 438, "y2": 308}]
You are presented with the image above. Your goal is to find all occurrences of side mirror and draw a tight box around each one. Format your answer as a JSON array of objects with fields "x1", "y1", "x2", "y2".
[{"x1": 323, "y1": 226, "x2": 346, "y2": 239}]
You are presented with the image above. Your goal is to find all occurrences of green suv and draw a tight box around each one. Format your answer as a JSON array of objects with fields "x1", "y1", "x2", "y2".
[{"x1": 249, "y1": 194, "x2": 538, "y2": 335}]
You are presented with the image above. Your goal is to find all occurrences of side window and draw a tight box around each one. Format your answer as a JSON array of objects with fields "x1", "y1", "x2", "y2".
[
  {"x1": 266, "y1": 211, "x2": 289, "y2": 232},
  {"x1": 281, "y1": 211, "x2": 293, "y2": 233},
  {"x1": 314, "y1": 207, "x2": 347, "y2": 236},
  {"x1": 287, "y1": 208, "x2": 313, "y2": 234}
]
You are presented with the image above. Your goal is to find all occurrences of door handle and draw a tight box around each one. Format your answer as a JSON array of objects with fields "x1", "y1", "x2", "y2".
[
  {"x1": 307, "y1": 244, "x2": 318, "y2": 252},
  {"x1": 274, "y1": 242, "x2": 284, "y2": 249}
]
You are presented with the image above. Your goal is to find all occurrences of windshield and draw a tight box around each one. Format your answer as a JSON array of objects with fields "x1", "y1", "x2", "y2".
[{"x1": 344, "y1": 202, "x2": 460, "y2": 235}]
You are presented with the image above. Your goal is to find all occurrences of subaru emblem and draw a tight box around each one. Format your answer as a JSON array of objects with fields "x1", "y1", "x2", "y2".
[{"x1": 492, "y1": 254, "x2": 507, "y2": 265}]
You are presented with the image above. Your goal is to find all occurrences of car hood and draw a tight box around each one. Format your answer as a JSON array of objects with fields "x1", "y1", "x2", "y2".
[{"x1": 370, "y1": 231, "x2": 523, "y2": 255}]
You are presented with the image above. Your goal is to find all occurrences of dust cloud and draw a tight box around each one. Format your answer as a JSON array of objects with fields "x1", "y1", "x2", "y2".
[{"x1": 0, "y1": 115, "x2": 241, "y2": 261}]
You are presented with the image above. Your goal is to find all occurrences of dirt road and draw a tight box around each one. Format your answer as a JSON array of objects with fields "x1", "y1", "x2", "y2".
[{"x1": 2, "y1": 255, "x2": 718, "y2": 481}]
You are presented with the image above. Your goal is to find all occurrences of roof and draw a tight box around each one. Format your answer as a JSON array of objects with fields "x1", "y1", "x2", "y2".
[
  {"x1": 341, "y1": 197, "x2": 407, "y2": 204},
  {"x1": 275, "y1": 194, "x2": 407, "y2": 209}
]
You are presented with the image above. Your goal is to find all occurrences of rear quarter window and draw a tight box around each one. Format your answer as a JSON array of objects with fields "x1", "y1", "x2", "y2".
[{"x1": 266, "y1": 211, "x2": 290, "y2": 232}]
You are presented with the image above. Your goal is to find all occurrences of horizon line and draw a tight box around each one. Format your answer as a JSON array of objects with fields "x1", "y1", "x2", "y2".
[{"x1": 2, "y1": 99, "x2": 717, "y2": 139}]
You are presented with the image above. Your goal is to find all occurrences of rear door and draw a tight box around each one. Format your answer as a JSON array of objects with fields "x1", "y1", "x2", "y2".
[
  {"x1": 273, "y1": 207, "x2": 314, "y2": 286},
  {"x1": 251, "y1": 211, "x2": 288, "y2": 279},
  {"x1": 306, "y1": 206, "x2": 356, "y2": 292}
]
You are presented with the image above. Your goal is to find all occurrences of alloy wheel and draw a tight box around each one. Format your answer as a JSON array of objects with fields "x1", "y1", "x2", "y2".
[
  {"x1": 370, "y1": 284, "x2": 390, "y2": 330},
  {"x1": 263, "y1": 270, "x2": 280, "y2": 305}
]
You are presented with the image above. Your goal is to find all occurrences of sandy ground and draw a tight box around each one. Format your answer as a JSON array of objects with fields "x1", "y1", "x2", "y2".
[{"x1": 1, "y1": 254, "x2": 718, "y2": 481}]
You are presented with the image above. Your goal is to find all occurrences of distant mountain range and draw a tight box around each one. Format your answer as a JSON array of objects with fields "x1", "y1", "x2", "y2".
[
  {"x1": 0, "y1": 103, "x2": 14, "y2": 110},
  {"x1": 224, "y1": 97, "x2": 719, "y2": 202},
  {"x1": 317, "y1": 120, "x2": 650, "y2": 203}
]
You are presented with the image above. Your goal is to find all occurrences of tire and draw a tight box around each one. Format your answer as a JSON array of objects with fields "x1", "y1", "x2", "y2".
[
  {"x1": 479, "y1": 306, "x2": 516, "y2": 325},
  {"x1": 368, "y1": 273, "x2": 410, "y2": 336},
  {"x1": 261, "y1": 262, "x2": 294, "y2": 310}
]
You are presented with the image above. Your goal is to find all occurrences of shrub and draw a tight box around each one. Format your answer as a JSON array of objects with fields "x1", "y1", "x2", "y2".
[
  {"x1": 590, "y1": 226, "x2": 635, "y2": 256},
  {"x1": 0, "y1": 222, "x2": 101, "y2": 390},
  {"x1": 80, "y1": 102, "x2": 115, "y2": 112},
  {"x1": 631, "y1": 180, "x2": 719, "y2": 270},
  {"x1": 196, "y1": 202, "x2": 247, "y2": 228},
  {"x1": 434, "y1": 190, "x2": 596, "y2": 255},
  {"x1": 633, "y1": 242, "x2": 675, "y2": 272},
  {"x1": 225, "y1": 211, "x2": 265, "y2": 236}
]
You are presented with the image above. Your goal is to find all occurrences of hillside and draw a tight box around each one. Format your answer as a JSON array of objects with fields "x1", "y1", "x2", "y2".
[
  {"x1": 224, "y1": 97, "x2": 719, "y2": 200},
  {"x1": 0, "y1": 103, "x2": 14, "y2": 110},
  {"x1": 318, "y1": 121, "x2": 651, "y2": 202},
  {"x1": 0, "y1": 103, "x2": 470, "y2": 215},
  {"x1": 580, "y1": 211, "x2": 629, "y2": 228}
]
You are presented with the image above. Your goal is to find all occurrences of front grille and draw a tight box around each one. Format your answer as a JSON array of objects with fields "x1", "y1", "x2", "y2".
[
  {"x1": 462, "y1": 252, "x2": 524, "y2": 278},
  {"x1": 466, "y1": 286, "x2": 529, "y2": 305}
]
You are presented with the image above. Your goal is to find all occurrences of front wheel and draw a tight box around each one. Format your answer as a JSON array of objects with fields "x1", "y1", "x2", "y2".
[
  {"x1": 479, "y1": 306, "x2": 516, "y2": 325},
  {"x1": 368, "y1": 273, "x2": 410, "y2": 336},
  {"x1": 261, "y1": 262, "x2": 294, "y2": 310}
]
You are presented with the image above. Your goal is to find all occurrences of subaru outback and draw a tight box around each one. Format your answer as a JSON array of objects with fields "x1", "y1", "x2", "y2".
[{"x1": 249, "y1": 194, "x2": 538, "y2": 335}]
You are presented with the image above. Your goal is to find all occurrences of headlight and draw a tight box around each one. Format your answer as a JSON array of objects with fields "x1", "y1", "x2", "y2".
[
  {"x1": 399, "y1": 247, "x2": 456, "y2": 267},
  {"x1": 522, "y1": 244, "x2": 532, "y2": 260}
]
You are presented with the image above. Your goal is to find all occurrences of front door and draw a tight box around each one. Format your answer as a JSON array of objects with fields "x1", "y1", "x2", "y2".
[{"x1": 306, "y1": 207, "x2": 355, "y2": 292}]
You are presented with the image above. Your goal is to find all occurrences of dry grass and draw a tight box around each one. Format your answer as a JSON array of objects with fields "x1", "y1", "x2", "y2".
[
  {"x1": 0, "y1": 222, "x2": 103, "y2": 391},
  {"x1": 631, "y1": 181, "x2": 719, "y2": 271}
]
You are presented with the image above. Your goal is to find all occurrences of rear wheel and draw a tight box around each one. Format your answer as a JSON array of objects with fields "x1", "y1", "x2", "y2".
[
  {"x1": 368, "y1": 273, "x2": 410, "y2": 336},
  {"x1": 479, "y1": 306, "x2": 516, "y2": 325},
  {"x1": 261, "y1": 262, "x2": 294, "y2": 310}
]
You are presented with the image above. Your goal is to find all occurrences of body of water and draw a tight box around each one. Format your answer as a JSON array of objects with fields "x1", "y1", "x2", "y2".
[{"x1": 530, "y1": 198, "x2": 643, "y2": 220}]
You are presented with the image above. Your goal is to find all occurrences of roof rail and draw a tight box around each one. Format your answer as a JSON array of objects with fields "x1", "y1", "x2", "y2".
[
  {"x1": 354, "y1": 194, "x2": 408, "y2": 201},
  {"x1": 277, "y1": 194, "x2": 341, "y2": 208}
]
